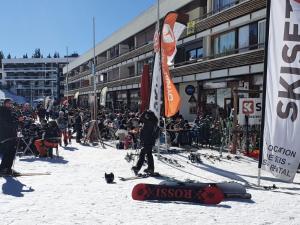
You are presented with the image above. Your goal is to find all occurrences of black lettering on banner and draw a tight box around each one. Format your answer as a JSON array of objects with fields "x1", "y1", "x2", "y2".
[
  {"x1": 267, "y1": 154, "x2": 274, "y2": 160},
  {"x1": 277, "y1": 101, "x2": 298, "y2": 121},
  {"x1": 278, "y1": 77, "x2": 300, "y2": 100},
  {"x1": 286, "y1": 0, "x2": 293, "y2": 19},
  {"x1": 256, "y1": 102, "x2": 262, "y2": 111},
  {"x1": 282, "y1": 44, "x2": 300, "y2": 63},
  {"x1": 281, "y1": 66, "x2": 300, "y2": 75},
  {"x1": 284, "y1": 22, "x2": 300, "y2": 42}
]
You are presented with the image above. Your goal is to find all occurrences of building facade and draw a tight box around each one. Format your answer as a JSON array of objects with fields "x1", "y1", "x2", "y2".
[
  {"x1": 2, "y1": 58, "x2": 75, "y2": 104},
  {"x1": 63, "y1": 0, "x2": 266, "y2": 121}
]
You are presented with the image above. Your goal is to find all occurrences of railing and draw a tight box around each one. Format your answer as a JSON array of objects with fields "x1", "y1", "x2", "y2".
[
  {"x1": 173, "y1": 43, "x2": 264, "y2": 68},
  {"x1": 4, "y1": 67, "x2": 57, "y2": 72}
]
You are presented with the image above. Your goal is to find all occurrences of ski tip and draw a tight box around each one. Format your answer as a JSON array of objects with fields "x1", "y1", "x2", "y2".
[{"x1": 132, "y1": 183, "x2": 150, "y2": 201}]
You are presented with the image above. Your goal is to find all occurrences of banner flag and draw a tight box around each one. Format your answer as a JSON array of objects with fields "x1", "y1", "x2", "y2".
[
  {"x1": 149, "y1": 30, "x2": 162, "y2": 120},
  {"x1": 261, "y1": 0, "x2": 300, "y2": 182},
  {"x1": 161, "y1": 12, "x2": 186, "y2": 117},
  {"x1": 100, "y1": 87, "x2": 108, "y2": 107},
  {"x1": 140, "y1": 64, "x2": 150, "y2": 113}
]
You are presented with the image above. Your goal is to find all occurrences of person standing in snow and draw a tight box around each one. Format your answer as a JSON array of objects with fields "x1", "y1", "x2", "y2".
[
  {"x1": 132, "y1": 110, "x2": 159, "y2": 175},
  {"x1": 0, "y1": 99, "x2": 20, "y2": 175},
  {"x1": 74, "y1": 111, "x2": 83, "y2": 143},
  {"x1": 56, "y1": 111, "x2": 69, "y2": 146}
]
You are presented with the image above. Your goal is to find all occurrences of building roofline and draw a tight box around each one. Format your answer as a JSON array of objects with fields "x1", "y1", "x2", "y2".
[
  {"x1": 2, "y1": 58, "x2": 77, "y2": 64},
  {"x1": 63, "y1": 0, "x2": 193, "y2": 73}
]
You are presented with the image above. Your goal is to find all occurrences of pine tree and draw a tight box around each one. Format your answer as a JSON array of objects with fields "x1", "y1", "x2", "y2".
[
  {"x1": 47, "y1": 53, "x2": 51, "y2": 58},
  {"x1": 0, "y1": 51, "x2": 4, "y2": 64},
  {"x1": 23, "y1": 53, "x2": 28, "y2": 58},
  {"x1": 32, "y1": 48, "x2": 41, "y2": 58},
  {"x1": 54, "y1": 52, "x2": 60, "y2": 58},
  {"x1": 7, "y1": 53, "x2": 11, "y2": 59}
]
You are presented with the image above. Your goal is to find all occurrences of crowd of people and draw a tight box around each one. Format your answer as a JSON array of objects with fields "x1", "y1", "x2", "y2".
[{"x1": 0, "y1": 98, "x2": 235, "y2": 176}]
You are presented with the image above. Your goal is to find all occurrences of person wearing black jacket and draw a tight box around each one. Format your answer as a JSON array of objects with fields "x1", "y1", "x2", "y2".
[
  {"x1": 132, "y1": 110, "x2": 159, "y2": 175},
  {"x1": 0, "y1": 99, "x2": 19, "y2": 175},
  {"x1": 74, "y1": 111, "x2": 83, "y2": 143}
]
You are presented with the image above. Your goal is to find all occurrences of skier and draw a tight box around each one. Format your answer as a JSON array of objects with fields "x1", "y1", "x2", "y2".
[
  {"x1": 132, "y1": 110, "x2": 159, "y2": 175},
  {"x1": 0, "y1": 99, "x2": 20, "y2": 175}
]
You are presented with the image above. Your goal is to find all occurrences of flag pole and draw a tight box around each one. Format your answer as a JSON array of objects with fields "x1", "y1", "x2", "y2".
[
  {"x1": 93, "y1": 17, "x2": 97, "y2": 121},
  {"x1": 66, "y1": 46, "x2": 69, "y2": 105},
  {"x1": 258, "y1": 0, "x2": 271, "y2": 186},
  {"x1": 156, "y1": 0, "x2": 161, "y2": 159}
]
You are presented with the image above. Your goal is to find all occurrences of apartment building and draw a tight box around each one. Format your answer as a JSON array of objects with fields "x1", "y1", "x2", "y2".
[
  {"x1": 64, "y1": 0, "x2": 266, "y2": 121},
  {"x1": 2, "y1": 58, "x2": 75, "y2": 104}
]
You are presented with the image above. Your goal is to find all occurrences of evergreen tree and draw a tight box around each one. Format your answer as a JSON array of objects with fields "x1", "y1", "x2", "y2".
[
  {"x1": 47, "y1": 53, "x2": 51, "y2": 58},
  {"x1": 23, "y1": 53, "x2": 28, "y2": 58},
  {"x1": 7, "y1": 53, "x2": 11, "y2": 59},
  {"x1": 0, "y1": 51, "x2": 4, "y2": 64},
  {"x1": 32, "y1": 48, "x2": 42, "y2": 58},
  {"x1": 53, "y1": 52, "x2": 60, "y2": 58}
]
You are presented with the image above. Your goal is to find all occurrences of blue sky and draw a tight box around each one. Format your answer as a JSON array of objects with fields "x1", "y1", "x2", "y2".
[{"x1": 0, "y1": 0, "x2": 156, "y2": 58}]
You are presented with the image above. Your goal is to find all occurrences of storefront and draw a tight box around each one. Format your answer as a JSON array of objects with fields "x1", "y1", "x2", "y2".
[{"x1": 197, "y1": 74, "x2": 263, "y2": 120}]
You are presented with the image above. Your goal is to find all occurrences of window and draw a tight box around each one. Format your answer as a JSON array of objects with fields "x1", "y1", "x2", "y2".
[
  {"x1": 213, "y1": 0, "x2": 237, "y2": 13},
  {"x1": 258, "y1": 20, "x2": 266, "y2": 47},
  {"x1": 109, "y1": 45, "x2": 119, "y2": 59},
  {"x1": 238, "y1": 25, "x2": 249, "y2": 52},
  {"x1": 249, "y1": 23, "x2": 258, "y2": 48},
  {"x1": 128, "y1": 65, "x2": 135, "y2": 77},
  {"x1": 137, "y1": 57, "x2": 153, "y2": 74},
  {"x1": 213, "y1": 30, "x2": 236, "y2": 55},
  {"x1": 186, "y1": 48, "x2": 203, "y2": 61}
]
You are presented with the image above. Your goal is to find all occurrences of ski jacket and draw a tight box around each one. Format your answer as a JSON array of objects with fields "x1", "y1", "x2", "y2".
[
  {"x1": 0, "y1": 106, "x2": 18, "y2": 142},
  {"x1": 139, "y1": 110, "x2": 159, "y2": 146}
]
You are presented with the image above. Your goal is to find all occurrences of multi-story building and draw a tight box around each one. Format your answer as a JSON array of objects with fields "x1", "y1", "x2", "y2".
[
  {"x1": 1, "y1": 57, "x2": 76, "y2": 104},
  {"x1": 64, "y1": 0, "x2": 266, "y2": 121}
]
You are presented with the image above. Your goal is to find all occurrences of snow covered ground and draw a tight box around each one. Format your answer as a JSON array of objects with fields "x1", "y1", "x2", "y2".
[{"x1": 0, "y1": 141, "x2": 299, "y2": 225}]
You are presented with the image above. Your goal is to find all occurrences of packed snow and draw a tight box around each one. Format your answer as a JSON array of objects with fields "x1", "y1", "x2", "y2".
[{"x1": 0, "y1": 141, "x2": 299, "y2": 225}]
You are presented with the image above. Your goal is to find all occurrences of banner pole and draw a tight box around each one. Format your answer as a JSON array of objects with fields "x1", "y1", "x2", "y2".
[
  {"x1": 258, "y1": 0, "x2": 271, "y2": 186},
  {"x1": 164, "y1": 117, "x2": 168, "y2": 151},
  {"x1": 156, "y1": 0, "x2": 161, "y2": 159},
  {"x1": 93, "y1": 16, "x2": 97, "y2": 121}
]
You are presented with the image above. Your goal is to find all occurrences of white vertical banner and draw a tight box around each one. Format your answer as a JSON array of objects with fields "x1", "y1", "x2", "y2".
[
  {"x1": 262, "y1": 0, "x2": 300, "y2": 182},
  {"x1": 149, "y1": 29, "x2": 162, "y2": 120},
  {"x1": 149, "y1": 53, "x2": 162, "y2": 119},
  {"x1": 100, "y1": 87, "x2": 108, "y2": 107}
]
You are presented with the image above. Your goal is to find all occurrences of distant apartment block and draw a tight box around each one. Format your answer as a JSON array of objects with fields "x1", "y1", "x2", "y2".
[{"x1": 1, "y1": 57, "x2": 76, "y2": 104}]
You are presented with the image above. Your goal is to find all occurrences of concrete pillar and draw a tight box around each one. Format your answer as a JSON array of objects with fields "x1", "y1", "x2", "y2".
[
  {"x1": 204, "y1": 36, "x2": 212, "y2": 57},
  {"x1": 207, "y1": 0, "x2": 213, "y2": 14}
]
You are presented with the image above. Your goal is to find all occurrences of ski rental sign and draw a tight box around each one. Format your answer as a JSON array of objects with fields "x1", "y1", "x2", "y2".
[{"x1": 262, "y1": 0, "x2": 300, "y2": 182}]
